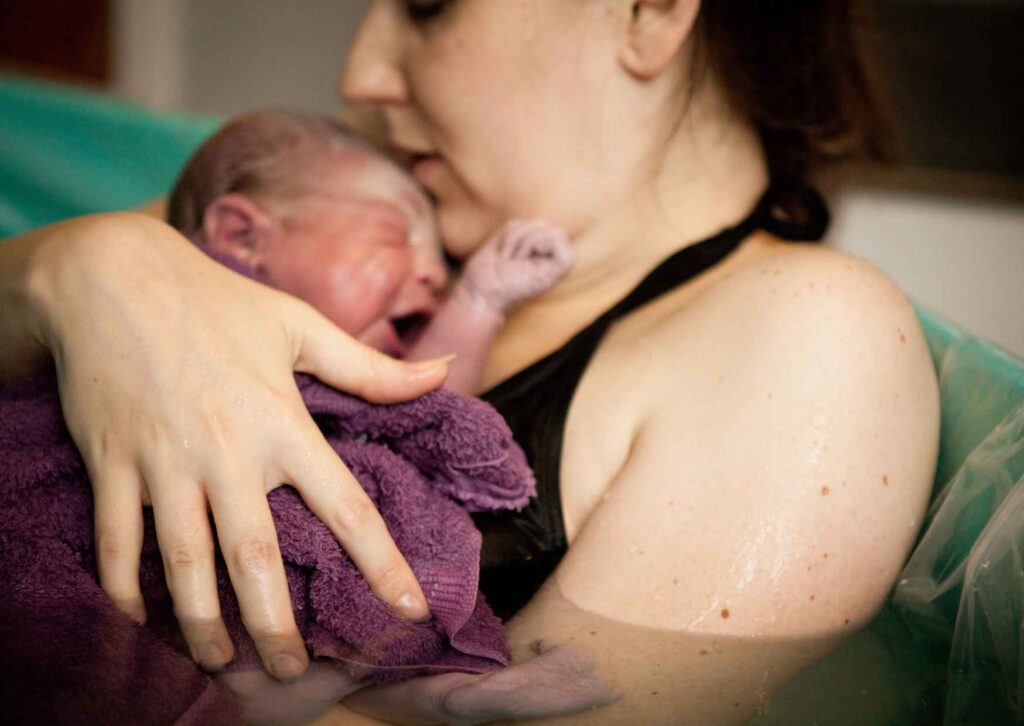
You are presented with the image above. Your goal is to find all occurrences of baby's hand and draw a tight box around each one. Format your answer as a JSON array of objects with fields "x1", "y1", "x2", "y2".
[
  {"x1": 218, "y1": 662, "x2": 366, "y2": 725},
  {"x1": 460, "y1": 220, "x2": 575, "y2": 312},
  {"x1": 341, "y1": 639, "x2": 621, "y2": 724}
]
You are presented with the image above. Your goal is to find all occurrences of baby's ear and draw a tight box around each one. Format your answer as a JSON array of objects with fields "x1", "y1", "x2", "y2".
[{"x1": 202, "y1": 194, "x2": 275, "y2": 271}]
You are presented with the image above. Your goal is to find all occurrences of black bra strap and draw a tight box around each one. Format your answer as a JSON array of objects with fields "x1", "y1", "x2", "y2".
[{"x1": 606, "y1": 181, "x2": 828, "y2": 320}]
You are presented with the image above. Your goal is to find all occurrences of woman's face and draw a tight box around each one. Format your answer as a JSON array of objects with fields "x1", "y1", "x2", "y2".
[{"x1": 341, "y1": 0, "x2": 641, "y2": 258}]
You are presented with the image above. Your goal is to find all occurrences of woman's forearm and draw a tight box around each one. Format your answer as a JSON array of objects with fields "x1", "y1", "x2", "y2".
[
  {"x1": 0, "y1": 222, "x2": 62, "y2": 379},
  {"x1": 0, "y1": 212, "x2": 172, "y2": 380}
]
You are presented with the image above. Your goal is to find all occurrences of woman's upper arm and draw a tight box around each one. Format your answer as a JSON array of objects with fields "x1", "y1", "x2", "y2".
[
  {"x1": 135, "y1": 197, "x2": 167, "y2": 219},
  {"x1": 502, "y1": 247, "x2": 941, "y2": 721}
]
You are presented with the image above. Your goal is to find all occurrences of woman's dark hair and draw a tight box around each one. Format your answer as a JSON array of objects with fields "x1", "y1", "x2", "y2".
[{"x1": 696, "y1": 1, "x2": 889, "y2": 181}]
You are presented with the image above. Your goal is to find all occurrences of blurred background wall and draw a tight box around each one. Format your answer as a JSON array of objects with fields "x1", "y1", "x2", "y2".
[
  {"x1": 1, "y1": 0, "x2": 1022, "y2": 355},
  {"x1": 112, "y1": 0, "x2": 365, "y2": 115}
]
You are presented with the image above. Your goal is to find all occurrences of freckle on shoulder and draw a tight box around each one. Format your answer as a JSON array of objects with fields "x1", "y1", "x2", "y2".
[{"x1": 738, "y1": 246, "x2": 915, "y2": 322}]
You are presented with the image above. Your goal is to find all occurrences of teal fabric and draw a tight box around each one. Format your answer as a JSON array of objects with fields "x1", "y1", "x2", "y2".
[
  {"x1": 0, "y1": 73, "x2": 219, "y2": 237},
  {"x1": 3, "y1": 74, "x2": 1023, "y2": 725}
]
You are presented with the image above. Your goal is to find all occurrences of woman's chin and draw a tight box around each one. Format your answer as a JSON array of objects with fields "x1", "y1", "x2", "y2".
[{"x1": 436, "y1": 207, "x2": 507, "y2": 260}]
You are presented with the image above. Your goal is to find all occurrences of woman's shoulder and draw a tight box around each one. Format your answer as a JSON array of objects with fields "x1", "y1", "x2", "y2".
[
  {"x1": 644, "y1": 243, "x2": 931, "y2": 375},
  {"x1": 627, "y1": 240, "x2": 941, "y2": 499}
]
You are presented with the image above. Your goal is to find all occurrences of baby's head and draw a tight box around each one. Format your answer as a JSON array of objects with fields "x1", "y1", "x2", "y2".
[{"x1": 168, "y1": 110, "x2": 447, "y2": 357}]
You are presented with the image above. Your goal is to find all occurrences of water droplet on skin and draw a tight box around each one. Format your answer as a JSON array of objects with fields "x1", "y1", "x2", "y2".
[{"x1": 182, "y1": 439, "x2": 190, "y2": 449}]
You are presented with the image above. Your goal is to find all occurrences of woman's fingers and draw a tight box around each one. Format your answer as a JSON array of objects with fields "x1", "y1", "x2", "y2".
[
  {"x1": 287, "y1": 298, "x2": 451, "y2": 403},
  {"x1": 285, "y1": 433, "x2": 431, "y2": 622},
  {"x1": 206, "y1": 471, "x2": 310, "y2": 682},
  {"x1": 147, "y1": 469, "x2": 234, "y2": 671},
  {"x1": 92, "y1": 465, "x2": 147, "y2": 624}
]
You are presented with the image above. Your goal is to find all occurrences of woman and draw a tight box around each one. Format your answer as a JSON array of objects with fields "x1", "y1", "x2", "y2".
[{"x1": 0, "y1": 0, "x2": 940, "y2": 722}]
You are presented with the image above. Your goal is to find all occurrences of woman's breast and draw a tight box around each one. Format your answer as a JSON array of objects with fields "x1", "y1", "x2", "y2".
[{"x1": 557, "y1": 336, "x2": 646, "y2": 545}]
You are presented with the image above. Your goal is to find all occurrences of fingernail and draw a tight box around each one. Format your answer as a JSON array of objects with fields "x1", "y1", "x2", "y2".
[
  {"x1": 396, "y1": 592, "x2": 430, "y2": 620},
  {"x1": 199, "y1": 643, "x2": 227, "y2": 670},
  {"x1": 410, "y1": 354, "x2": 457, "y2": 371},
  {"x1": 270, "y1": 653, "x2": 305, "y2": 681},
  {"x1": 128, "y1": 605, "x2": 147, "y2": 626}
]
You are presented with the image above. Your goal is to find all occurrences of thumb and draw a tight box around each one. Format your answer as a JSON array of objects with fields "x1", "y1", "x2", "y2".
[{"x1": 286, "y1": 298, "x2": 453, "y2": 403}]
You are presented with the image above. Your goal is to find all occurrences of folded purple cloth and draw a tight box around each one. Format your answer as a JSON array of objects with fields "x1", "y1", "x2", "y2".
[{"x1": 0, "y1": 370, "x2": 535, "y2": 722}]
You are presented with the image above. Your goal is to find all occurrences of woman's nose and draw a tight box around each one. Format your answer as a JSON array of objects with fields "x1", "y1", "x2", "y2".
[{"x1": 339, "y1": 0, "x2": 408, "y2": 106}]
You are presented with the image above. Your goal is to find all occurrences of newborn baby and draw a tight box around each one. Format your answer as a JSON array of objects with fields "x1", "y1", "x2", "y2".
[
  {"x1": 167, "y1": 110, "x2": 575, "y2": 395},
  {"x1": 159, "y1": 113, "x2": 614, "y2": 723}
]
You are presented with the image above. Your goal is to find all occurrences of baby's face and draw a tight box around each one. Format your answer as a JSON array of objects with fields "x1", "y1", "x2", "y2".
[{"x1": 261, "y1": 157, "x2": 447, "y2": 357}]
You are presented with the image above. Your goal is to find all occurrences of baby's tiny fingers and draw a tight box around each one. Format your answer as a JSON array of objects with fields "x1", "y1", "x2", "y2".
[
  {"x1": 494, "y1": 219, "x2": 529, "y2": 255},
  {"x1": 516, "y1": 223, "x2": 570, "y2": 257},
  {"x1": 531, "y1": 638, "x2": 558, "y2": 655}
]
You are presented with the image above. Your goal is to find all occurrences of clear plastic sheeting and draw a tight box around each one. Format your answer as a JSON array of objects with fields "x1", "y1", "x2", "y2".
[
  {"x1": 756, "y1": 309, "x2": 1024, "y2": 725},
  {"x1": 2, "y1": 77, "x2": 1023, "y2": 724},
  {"x1": 900, "y1": 323, "x2": 1024, "y2": 726}
]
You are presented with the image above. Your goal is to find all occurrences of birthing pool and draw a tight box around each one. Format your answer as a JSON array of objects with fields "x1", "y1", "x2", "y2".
[{"x1": 3, "y1": 72, "x2": 1023, "y2": 725}]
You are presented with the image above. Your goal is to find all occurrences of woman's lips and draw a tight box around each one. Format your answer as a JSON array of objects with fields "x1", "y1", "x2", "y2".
[{"x1": 411, "y1": 154, "x2": 442, "y2": 183}]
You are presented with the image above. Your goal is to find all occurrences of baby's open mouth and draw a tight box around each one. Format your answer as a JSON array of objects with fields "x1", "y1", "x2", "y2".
[{"x1": 391, "y1": 311, "x2": 432, "y2": 351}]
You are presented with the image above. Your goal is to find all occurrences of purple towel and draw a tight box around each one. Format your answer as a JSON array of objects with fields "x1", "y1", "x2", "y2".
[{"x1": 0, "y1": 370, "x2": 535, "y2": 722}]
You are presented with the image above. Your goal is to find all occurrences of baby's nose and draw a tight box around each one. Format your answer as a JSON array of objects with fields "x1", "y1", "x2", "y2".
[{"x1": 416, "y1": 258, "x2": 448, "y2": 297}]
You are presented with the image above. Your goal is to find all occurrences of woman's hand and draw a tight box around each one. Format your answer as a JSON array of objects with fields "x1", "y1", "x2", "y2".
[{"x1": 19, "y1": 212, "x2": 450, "y2": 680}]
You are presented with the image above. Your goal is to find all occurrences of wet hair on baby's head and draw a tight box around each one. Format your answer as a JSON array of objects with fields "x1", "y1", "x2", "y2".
[{"x1": 167, "y1": 109, "x2": 386, "y2": 239}]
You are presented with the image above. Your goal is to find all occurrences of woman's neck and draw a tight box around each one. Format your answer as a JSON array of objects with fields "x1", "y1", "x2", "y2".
[
  {"x1": 536, "y1": 89, "x2": 769, "y2": 309},
  {"x1": 484, "y1": 79, "x2": 771, "y2": 388}
]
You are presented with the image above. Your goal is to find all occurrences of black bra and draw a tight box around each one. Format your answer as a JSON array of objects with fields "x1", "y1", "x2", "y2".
[{"x1": 470, "y1": 181, "x2": 830, "y2": 621}]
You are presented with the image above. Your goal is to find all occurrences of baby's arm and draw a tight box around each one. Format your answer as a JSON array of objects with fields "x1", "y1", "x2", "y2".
[
  {"x1": 217, "y1": 662, "x2": 368, "y2": 725},
  {"x1": 406, "y1": 221, "x2": 574, "y2": 395},
  {"x1": 341, "y1": 639, "x2": 620, "y2": 725},
  {"x1": 218, "y1": 640, "x2": 617, "y2": 725}
]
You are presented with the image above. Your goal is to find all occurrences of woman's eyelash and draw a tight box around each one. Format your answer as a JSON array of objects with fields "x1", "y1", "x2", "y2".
[{"x1": 405, "y1": 0, "x2": 447, "y2": 23}]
